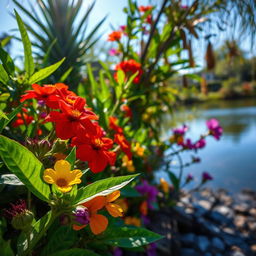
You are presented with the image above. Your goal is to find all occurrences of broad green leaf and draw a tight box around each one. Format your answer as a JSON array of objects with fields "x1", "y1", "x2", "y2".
[
  {"x1": 0, "y1": 135, "x2": 50, "y2": 201},
  {"x1": 15, "y1": 10, "x2": 35, "y2": 78},
  {"x1": 100, "y1": 227, "x2": 163, "y2": 248},
  {"x1": 74, "y1": 174, "x2": 139, "y2": 204},
  {"x1": 28, "y1": 58, "x2": 65, "y2": 84},
  {"x1": 0, "y1": 46, "x2": 15, "y2": 76},
  {"x1": 0, "y1": 92, "x2": 10, "y2": 101},
  {"x1": 18, "y1": 211, "x2": 52, "y2": 255},
  {"x1": 0, "y1": 110, "x2": 8, "y2": 120},
  {"x1": 168, "y1": 171, "x2": 179, "y2": 191},
  {"x1": 41, "y1": 226, "x2": 77, "y2": 256},
  {"x1": 49, "y1": 249, "x2": 101, "y2": 256},
  {"x1": 60, "y1": 67, "x2": 73, "y2": 82},
  {"x1": 65, "y1": 147, "x2": 76, "y2": 169},
  {"x1": 0, "y1": 104, "x2": 23, "y2": 133},
  {"x1": 0, "y1": 36, "x2": 12, "y2": 47},
  {"x1": 0, "y1": 64, "x2": 9, "y2": 85},
  {"x1": 0, "y1": 174, "x2": 23, "y2": 185},
  {"x1": 117, "y1": 69, "x2": 125, "y2": 85}
]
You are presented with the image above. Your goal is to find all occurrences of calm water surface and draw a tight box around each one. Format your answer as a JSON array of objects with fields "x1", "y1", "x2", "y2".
[{"x1": 158, "y1": 99, "x2": 256, "y2": 193}]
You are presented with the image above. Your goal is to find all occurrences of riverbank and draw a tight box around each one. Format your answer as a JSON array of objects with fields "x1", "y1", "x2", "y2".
[{"x1": 150, "y1": 188, "x2": 256, "y2": 256}]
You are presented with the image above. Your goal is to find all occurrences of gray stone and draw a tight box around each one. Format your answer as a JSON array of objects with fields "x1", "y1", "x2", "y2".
[
  {"x1": 198, "y1": 200, "x2": 212, "y2": 210},
  {"x1": 193, "y1": 204, "x2": 208, "y2": 217},
  {"x1": 197, "y1": 218, "x2": 221, "y2": 235},
  {"x1": 180, "y1": 233, "x2": 196, "y2": 246},
  {"x1": 204, "y1": 253, "x2": 212, "y2": 256},
  {"x1": 198, "y1": 235, "x2": 210, "y2": 252},
  {"x1": 212, "y1": 237, "x2": 225, "y2": 251},
  {"x1": 180, "y1": 248, "x2": 198, "y2": 256},
  {"x1": 208, "y1": 211, "x2": 232, "y2": 225},
  {"x1": 230, "y1": 252, "x2": 246, "y2": 256},
  {"x1": 214, "y1": 205, "x2": 234, "y2": 218}
]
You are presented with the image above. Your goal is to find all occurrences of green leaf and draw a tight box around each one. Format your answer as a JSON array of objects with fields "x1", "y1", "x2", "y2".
[
  {"x1": 0, "y1": 104, "x2": 23, "y2": 133},
  {"x1": 41, "y1": 226, "x2": 77, "y2": 256},
  {"x1": 121, "y1": 186, "x2": 140, "y2": 197},
  {"x1": 28, "y1": 58, "x2": 65, "y2": 84},
  {"x1": 168, "y1": 171, "x2": 179, "y2": 191},
  {"x1": 117, "y1": 69, "x2": 125, "y2": 85},
  {"x1": 0, "y1": 135, "x2": 50, "y2": 201},
  {"x1": 0, "y1": 174, "x2": 23, "y2": 185},
  {"x1": 100, "y1": 227, "x2": 163, "y2": 248},
  {"x1": 87, "y1": 64, "x2": 97, "y2": 96},
  {"x1": 65, "y1": 147, "x2": 76, "y2": 169},
  {"x1": 49, "y1": 249, "x2": 101, "y2": 256},
  {"x1": 15, "y1": 10, "x2": 34, "y2": 78},
  {"x1": 0, "y1": 64, "x2": 9, "y2": 85},
  {"x1": 74, "y1": 174, "x2": 139, "y2": 204},
  {"x1": 0, "y1": 46, "x2": 15, "y2": 76},
  {"x1": 0, "y1": 36, "x2": 12, "y2": 47},
  {"x1": 60, "y1": 67, "x2": 73, "y2": 82},
  {"x1": 0, "y1": 110, "x2": 8, "y2": 120}
]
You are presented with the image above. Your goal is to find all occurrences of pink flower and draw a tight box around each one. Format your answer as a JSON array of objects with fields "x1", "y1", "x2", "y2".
[
  {"x1": 194, "y1": 138, "x2": 206, "y2": 149},
  {"x1": 173, "y1": 125, "x2": 188, "y2": 136},
  {"x1": 186, "y1": 173, "x2": 194, "y2": 183},
  {"x1": 206, "y1": 119, "x2": 223, "y2": 140},
  {"x1": 109, "y1": 48, "x2": 120, "y2": 56}
]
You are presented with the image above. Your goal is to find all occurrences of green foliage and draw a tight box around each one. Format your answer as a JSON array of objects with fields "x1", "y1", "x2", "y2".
[
  {"x1": 74, "y1": 174, "x2": 139, "y2": 204},
  {"x1": 49, "y1": 249, "x2": 101, "y2": 256},
  {"x1": 65, "y1": 147, "x2": 76, "y2": 169},
  {"x1": 0, "y1": 135, "x2": 50, "y2": 201},
  {"x1": 100, "y1": 227, "x2": 163, "y2": 248}
]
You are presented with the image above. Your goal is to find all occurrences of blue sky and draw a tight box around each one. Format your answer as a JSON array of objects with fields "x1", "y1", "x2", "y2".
[{"x1": 0, "y1": 0, "x2": 254, "y2": 70}]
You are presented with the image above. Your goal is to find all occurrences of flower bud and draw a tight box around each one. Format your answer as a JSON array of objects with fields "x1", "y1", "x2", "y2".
[{"x1": 11, "y1": 210, "x2": 34, "y2": 231}]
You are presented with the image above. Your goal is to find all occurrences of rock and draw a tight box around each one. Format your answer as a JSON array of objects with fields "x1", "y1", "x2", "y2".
[
  {"x1": 230, "y1": 252, "x2": 245, "y2": 256},
  {"x1": 197, "y1": 218, "x2": 221, "y2": 235},
  {"x1": 198, "y1": 200, "x2": 212, "y2": 210},
  {"x1": 193, "y1": 204, "x2": 208, "y2": 217},
  {"x1": 251, "y1": 244, "x2": 256, "y2": 252},
  {"x1": 180, "y1": 248, "x2": 198, "y2": 256},
  {"x1": 208, "y1": 210, "x2": 232, "y2": 225},
  {"x1": 180, "y1": 233, "x2": 196, "y2": 247},
  {"x1": 249, "y1": 208, "x2": 256, "y2": 217},
  {"x1": 221, "y1": 233, "x2": 249, "y2": 252},
  {"x1": 204, "y1": 253, "x2": 212, "y2": 256},
  {"x1": 248, "y1": 221, "x2": 256, "y2": 232},
  {"x1": 214, "y1": 205, "x2": 234, "y2": 218},
  {"x1": 234, "y1": 215, "x2": 246, "y2": 229},
  {"x1": 212, "y1": 237, "x2": 225, "y2": 251},
  {"x1": 233, "y1": 204, "x2": 250, "y2": 215},
  {"x1": 198, "y1": 235, "x2": 210, "y2": 252}
]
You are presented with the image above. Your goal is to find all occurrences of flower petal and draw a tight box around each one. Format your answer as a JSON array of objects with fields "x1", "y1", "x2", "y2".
[
  {"x1": 43, "y1": 168, "x2": 56, "y2": 184},
  {"x1": 106, "y1": 190, "x2": 120, "y2": 203},
  {"x1": 69, "y1": 169, "x2": 83, "y2": 185},
  {"x1": 83, "y1": 196, "x2": 106, "y2": 212},
  {"x1": 57, "y1": 185, "x2": 72, "y2": 193},
  {"x1": 54, "y1": 160, "x2": 71, "y2": 173},
  {"x1": 90, "y1": 214, "x2": 108, "y2": 235},
  {"x1": 106, "y1": 203, "x2": 123, "y2": 217},
  {"x1": 73, "y1": 224, "x2": 86, "y2": 231}
]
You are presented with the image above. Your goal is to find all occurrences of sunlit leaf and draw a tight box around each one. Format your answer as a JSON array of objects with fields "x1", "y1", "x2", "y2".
[
  {"x1": 0, "y1": 174, "x2": 23, "y2": 185},
  {"x1": 0, "y1": 135, "x2": 50, "y2": 201}
]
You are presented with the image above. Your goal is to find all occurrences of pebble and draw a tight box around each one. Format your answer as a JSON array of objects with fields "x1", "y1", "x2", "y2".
[
  {"x1": 180, "y1": 233, "x2": 196, "y2": 247},
  {"x1": 212, "y1": 237, "x2": 225, "y2": 251},
  {"x1": 180, "y1": 248, "x2": 198, "y2": 256},
  {"x1": 198, "y1": 236, "x2": 210, "y2": 252}
]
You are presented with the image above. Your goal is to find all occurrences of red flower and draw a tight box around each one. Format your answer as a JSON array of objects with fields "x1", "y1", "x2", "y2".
[
  {"x1": 114, "y1": 59, "x2": 143, "y2": 84},
  {"x1": 146, "y1": 15, "x2": 153, "y2": 24},
  {"x1": 109, "y1": 116, "x2": 123, "y2": 134},
  {"x1": 139, "y1": 5, "x2": 153, "y2": 12},
  {"x1": 72, "y1": 124, "x2": 116, "y2": 173},
  {"x1": 12, "y1": 108, "x2": 34, "y2": 127},
  {"x1": 120, "y1": 104, "x2": 132, "y2": 118},
  {"x1": 46, "y1": 97, "x2": 98, "y2": 140},
  {"x1": 21, "y1": 83, "x2": 71, "y2": 109},
  {"x1": 108, "y1": 31, "x2": 122, "y2": 41},
  {"x1": 114, "y1": 133, "x2": 132, "y2": 160}
]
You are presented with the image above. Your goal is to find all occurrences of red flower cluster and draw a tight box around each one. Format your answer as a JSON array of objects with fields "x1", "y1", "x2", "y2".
[
  {"x1": 107, "y1": 31, "x2": 122, "y2": 42},
  {"x1": 138, "y1": 5, "x2": 153, "y2": 12},
  {"x1": 109, "y1": 116, "x2": 132, "y2": 160},
  {"x1": 21, "y1": 83, "x2": 116, "y2": 173},
  {"x1": 12, "y1": 108, "x2": 33, "y2": 128},
  {"x1": 114, "y1": 59, "x2": 143, "y2": 84}
]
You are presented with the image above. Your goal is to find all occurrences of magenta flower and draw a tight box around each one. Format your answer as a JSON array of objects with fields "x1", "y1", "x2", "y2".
[
  {"x1": 113, "y1": 247, "x2": 123, "y2": 256},
  {"x1": 173, "y1": 124, "x2": 188, "y2": 136},
  {"x1": 192, "y1": 156, "x2": 201, "y2": 163},
  {"x1": 181, "y1": 138, "x2": 194, "y2": 149},
  {"x1": 206, "y1": 119, "x2": 223, "y2": 140},
  {"x1": 136, "y1": 180, "x2": 158, "y2": 209},
  {"x1": 147, "y1": 243, "x2": 157, "y2": 256},
  {"x1": 202, "y1": 172, "x2": 213, "y2": 182},
  {"x1": 194, "y1": 138, "x2": 206, "y2": 149},
  {"x1": 108, "y1": 48, "x2": 120, "y2": 56}
]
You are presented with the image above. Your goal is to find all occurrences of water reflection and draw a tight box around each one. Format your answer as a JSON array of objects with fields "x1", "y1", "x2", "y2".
[{"x1": 159, "y1": 99, "x2": 256, "y2": 193}]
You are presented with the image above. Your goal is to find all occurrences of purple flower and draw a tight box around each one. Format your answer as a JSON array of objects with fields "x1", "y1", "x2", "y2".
[
  {"x1": 37, "y1": 100, "x2": 45, "y2": 106},
  {"x1": 206, "y1": 119, "x2": 223, "y2": 140},
  {"x1": 173, "y1": 124, "x2": 188, "y2": 136},
  {"x1": 147, "y1": 243, "x2": 157, "y2": 256},
  {"x1": 40, "y1": 112, "x2": 47, "y2": 119},
  {"x1": 202, "y1": 172, "x2": 213, "y2": 182},
  {"x1": 141, "y1": 214, "x2": 150, "y2": 225},
  {"x1": 194, "y1": 138, "x2": 206, "y2": 149},
  {"x1": 136, "y1": 180, "x2": 158, "y2": 209},
  {"x1": 113, "y1": 247, "x2": 123, "y2": 256},
  {"x1": 192, "y1": 156, "x2": 201, "y2": 163},
  {"x1": 186, "y1": 173, "x2": 194, "y2": 183},
  {"x1": 74, "y1": 206, "x2": 90, "y2": 225}
]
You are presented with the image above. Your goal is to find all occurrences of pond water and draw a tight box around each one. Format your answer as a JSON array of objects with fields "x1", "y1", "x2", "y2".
[{"x1": 157, "y1": 98, "x2": 256, "y2": 193}]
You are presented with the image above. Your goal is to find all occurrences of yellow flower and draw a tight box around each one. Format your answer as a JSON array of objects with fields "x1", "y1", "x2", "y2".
[
  {"x1": 133, "y1": 142, "x2": 145, "y2": 157},
  {"x1": 160, "y1": 178, "x2": 169, "y2": 193},
  {"x1": 43, "y1": 160, "x2": 82, "y2": 193},
  {"x1": 105, "y1": 191, "x2": 124, "y2": 217},
  {"x1": 122, "y1": 155, "x2": 135, "y2": 172},
  {"x1": 124, "y1": 216, "x2": 141, "y2": 227},
  {"x1": 115, "y1": 198, "x2": 128, "y2": 213}
]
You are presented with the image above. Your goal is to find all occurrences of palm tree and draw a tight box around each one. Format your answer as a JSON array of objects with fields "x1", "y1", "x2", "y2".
[{"x1": 14, "y1": 0, "x2": 106, "y2": 89}]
